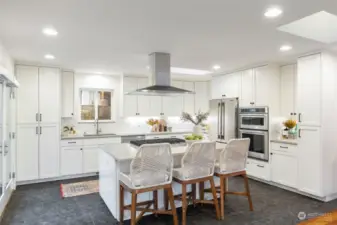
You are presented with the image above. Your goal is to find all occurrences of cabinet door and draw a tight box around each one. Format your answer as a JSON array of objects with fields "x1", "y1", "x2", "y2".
[
  {"x1": 298, "y1": 127, "x2": 322, "y2": 196},
  {"x1": 211, "y1": 76, "x2": 225, "y2": 99},
  {"x1": 17, "y1": 125, "x2": 39, "y2": 181},
  {"x1": 83, "y1": 146, "x2": 99, "y2": 173},
  {"x1": 241, "y1": 69, "x2": 254, "y2": 106},
  {"x1": 194, "y1": 81, "x2": 209, "y2": 113},
  {"x1": 137, "y1": 78, "x2": 151, "y2": 116},
  {"x1": 222, "y1": 72, "x2": 241, "y2": 98},
  {"x1": 297, "y1": 54, "x2": 321, "y2": 126},
  {"x1": 61, "y1": 147, "x2": 83, "y2": 176},
  {"x1": 281, "y1": 65, "x2": 296, "y2": 118},
  {"x1": 39, "y1": 124, "x2": 59, "y2": 179},
  {"x1": 162, "y1": 80, "x2": 183, "y2": 116},
  {"x1": 39, "y1": 67, "x2": 60, "y2": 123},
  {"x1": 183, "y1": 82, "x2": 195, "y2": 114},
  {"x1": 62, "y1": 71, "x2": 74, "y2": 117},
  {"x1": 16, "y1": 66, "x2": 39, "y2": 124},
  {"x1": 123, "y1": 77, "x2": 138, "y2": 117},
  {"x1": 271, "y1": 152, "x2": 297, "y2": 188},
  {"x1": 149, "y1": 96, "x2": 162, "y2": 116}
]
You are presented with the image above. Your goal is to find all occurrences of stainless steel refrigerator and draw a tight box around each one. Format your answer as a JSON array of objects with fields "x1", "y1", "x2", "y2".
[{"x1": 208, "y1": 97, "x2": 239, "y2": 142}]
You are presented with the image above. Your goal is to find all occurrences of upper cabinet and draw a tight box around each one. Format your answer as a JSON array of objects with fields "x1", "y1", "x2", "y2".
[
  {"x1": 183, "y1": 81, "x2": 195, "y2": 115},
  {"x1": 280, "y1": 65, "x2": 297, "y2": 118},
  {"x1": 297, "y1": 54, "x2": 321, "y2": 126},
  {"x1": 211, "y1": 73, "x2": 240, "y2": 99},
  {"x1": 194, "y1": 81, "x2": 210, "y2": 113},
  {"x1": 162, "y1": 81, "x2": 183, "y2": 116},
  {"x1": 240, "y1": 69, "x2": 254, "y2": 106},
  {"x1": 136, "y1": 78, "x2": 151, "y2": 116},
  {"x1": 62, "y1": 71, "x2": 75, "y2": 117}
]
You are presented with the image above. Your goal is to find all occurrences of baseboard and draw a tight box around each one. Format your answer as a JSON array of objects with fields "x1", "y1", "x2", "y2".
[
  {"x1": 0, "y1": 187, "x2": 14, "y2": 222},
  {"x1": 17, "y1": 173, "x2": 98, "y2": 186}
]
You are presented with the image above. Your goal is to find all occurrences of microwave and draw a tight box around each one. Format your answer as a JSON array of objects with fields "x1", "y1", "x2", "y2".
[{"x1": 238, "y1": 107, "x2": 269, "y2": 130}]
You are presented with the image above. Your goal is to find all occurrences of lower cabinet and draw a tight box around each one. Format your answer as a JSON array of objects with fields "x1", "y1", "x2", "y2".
[
  {"x1": 246, "y1": 159, "x2": 270, "y2": 181},
  {"x1": 61, "y1": 146, "x2": 83, "y2": 176},
  {"x1": 270, "y1": 152, "x2": 298, "y2": 188},
  {"x1": 83, "y1": 146, "x2": 99, "y2": 173}
]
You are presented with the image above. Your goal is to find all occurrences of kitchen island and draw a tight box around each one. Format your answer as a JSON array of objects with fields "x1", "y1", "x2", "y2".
[{"x1": 99, "y1": 143, "x2": 221, "y2": 221}]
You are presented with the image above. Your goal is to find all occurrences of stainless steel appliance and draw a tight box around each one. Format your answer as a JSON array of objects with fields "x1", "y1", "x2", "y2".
[
  {"x1": 239, "y1": 106, "x2": 269, "y2": 161},
  {"x1": 209, "y1": 98, "x2": 239, "y2": 142}
]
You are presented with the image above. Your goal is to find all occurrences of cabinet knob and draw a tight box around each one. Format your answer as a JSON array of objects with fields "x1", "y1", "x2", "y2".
[
  {"x1": 270, "y1": 153, "x2": 273, "y2": 155},
  {"x1": 290, "y1": 113, "x2": 293, "y2": 116}
]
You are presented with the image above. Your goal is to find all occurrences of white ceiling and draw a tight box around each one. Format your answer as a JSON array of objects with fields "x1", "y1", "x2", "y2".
[{"x1": 0, "y1": 0, "x2": 336, "y2": 75}]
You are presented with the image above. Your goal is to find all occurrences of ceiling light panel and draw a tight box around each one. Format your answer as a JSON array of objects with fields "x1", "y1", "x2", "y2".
[
  {"x1": 44, "y1": 54, "x2": 55, "y2": 59},
  {"x1": 42, "y1": 27, "x2": 58, "y2": 36},
  {"x1": 278, "y1": 11, "x2": 337, "y2": 44},
  {"x1": 280, "y1": 45, "x2": 292, "y2": 51},
  {"x1": 264, "y1": 7, "x2": 283, "y2": 18},
  {"x1": 170, "y1": 67, "x2": 211, "y2": 75}
]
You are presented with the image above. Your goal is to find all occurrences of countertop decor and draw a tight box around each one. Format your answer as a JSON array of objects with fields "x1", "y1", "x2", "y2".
[{"x1": 181, "y1": 110, "x2": 209, "y2": 135}]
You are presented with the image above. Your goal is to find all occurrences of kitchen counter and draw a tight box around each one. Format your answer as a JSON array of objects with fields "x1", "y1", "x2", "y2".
[
  {"x1": 270, "y1": 139, "x2": 298, "y2": 145},
  {"x1": 61, "y1": 131, "x2": 191, "y2": 140}
]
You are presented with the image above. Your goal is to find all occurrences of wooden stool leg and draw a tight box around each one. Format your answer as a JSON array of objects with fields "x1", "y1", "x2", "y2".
[
  {"x1": 119, "y1": 184, "x2": 124, "y2": 225},
  {"x1": 220, "y1": 176, "x2": 225, "y2": 220},
  {"x1": 210, "y1": 178, "x2": 221, "y2": 220},
  {"x1": 182, "y1": 184, "x2": 187, "y2": 225},
  {"x1": 153, "y1": 190, "x2": 158, "y2": 217},
  {"x1": 192, "y1": 183, "x2": 196, "y2": 207},
  {"x1": 130, "y1": 192, "x2": 137, "y2": 225},
  {"x1": 199, "y1": 181, "x2": 204, "y2": 205},
  {"x1": 167, "y1": 186, "x2": 179, "y2": 225},
  {"x1": 243, "y1": 173, "x2": 254, "y2": 211},
  {"x1": 164, "y1": 189, "x2": 169, "y2": 210}
]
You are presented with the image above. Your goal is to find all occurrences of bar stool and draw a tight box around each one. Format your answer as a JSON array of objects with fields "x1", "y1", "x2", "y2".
[
  {"x1": 203, "y1": 138, "x2": 253, "y2": 220},
  {"x1": 167, "y1": 141, "x2": 220, "y2": 225},
  {"x1": 119, "y1": 143, "x2": 178, "y2": 225}
]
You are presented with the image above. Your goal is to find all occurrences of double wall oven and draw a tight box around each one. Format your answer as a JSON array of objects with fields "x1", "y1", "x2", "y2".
[{"x1": 238, "y1": 107, "x2": 269, "y2": 161}]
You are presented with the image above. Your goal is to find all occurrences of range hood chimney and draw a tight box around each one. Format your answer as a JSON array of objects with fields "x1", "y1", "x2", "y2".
[{"x1": 126, "y1": 52, "x2": 195, "y2": 96}]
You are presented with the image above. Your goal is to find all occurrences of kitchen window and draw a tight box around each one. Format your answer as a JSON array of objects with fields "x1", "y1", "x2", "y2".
[{"x1": 80, "y1": 89, "x2": 113, "y2": 121}]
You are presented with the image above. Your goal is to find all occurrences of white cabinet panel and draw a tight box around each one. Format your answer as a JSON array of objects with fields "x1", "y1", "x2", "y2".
[
  {"x1": 298, "y1": 127, "x2": 322, "y2": 196},
  {"x1": 183, "y1": 82, "x2": 195, "y2": 114},
  {"x1": 162, "y1": 80, "x2": 183, "y2": 116},
  {"x1": 271, "y1": 152, "x2": 297, "y2": 188},
  {"x1": 222, "y1": 72, "x2": 241, "y2": 98},
  {"x1": 297, "y1": 54, "x2": 321, "y2": 126},
  {"x1": 83, "y1": 146, "x2": 99, "y2": 173},
  {"x1": 62, "y1": 71, "x2": 74, "y2": 117},
  {"x1": 17, "y1": 125, "x2": 39, "y2": 181},
  {"x1": 16, "y1": 66, "x2": 39, "y2": 124},
  {"x1": 211, "y1": 76, "x2": 225, "y2": 99},
  {"x1": 194, "y1": 81, "x2": 209, "y2": 113},
  {"x1": 39, "y1": 124, "x2": 59, "y2": 179},
  {"x1": 123, "y1": 77, "x2": 138, "y2": 117},
  {"x1": 39, "y1": 67, "x2": 60, "y2": 123},
  {"x1": 281, "y1": 65, "x2": 296, "y2": 118},
  {"x1": 241, "y1": 69, "x2": 254, "y2": 106},
  {"x1": 246, "y1": 159, "x2": 270, "y2": 181},
  {"x1": 61, "y1": 147, "x2": 83, "y2": 176},
  {"x1": 149, "y1": 96, "x2": 162, "y2": 116},
  {"x1": 137, "y1": 78, "x2": 150, "y2": 116}
]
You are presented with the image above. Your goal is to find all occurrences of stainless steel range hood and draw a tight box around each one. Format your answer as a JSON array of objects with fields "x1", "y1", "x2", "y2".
[{"x1": 126, "y1": 52, "x2": 195, "y2": 96}]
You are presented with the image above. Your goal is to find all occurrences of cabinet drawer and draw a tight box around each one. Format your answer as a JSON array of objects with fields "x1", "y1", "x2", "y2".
[
  {"x1": 83, "y1": 138, "x2": 99, "y2": 146},
  {"x1": 246, "y1": 160, "x2": 270, "y2": 181},
  {"x1": 98, "y1": 137, "x2": 121, "y2": 145},
  {"x1": 271, "y1": 142, "x2": 297, "y2": 155},
  {"x1": 61, "y1": 139, "x2": 83, "y2": 147}
]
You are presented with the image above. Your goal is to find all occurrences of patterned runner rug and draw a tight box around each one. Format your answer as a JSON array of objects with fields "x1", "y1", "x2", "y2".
[
  {"x1": 60, "y1": 180, "x2": 99, "y2": 198},
  {"x1": 298, "y1": 210, "x2": 337, "y2": 225}
]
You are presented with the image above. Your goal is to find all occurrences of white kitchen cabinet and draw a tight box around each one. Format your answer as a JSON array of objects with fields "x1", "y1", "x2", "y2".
[
  {"x1": 137, "y1": 78, "x2": 151, "y2": 116},
  {"x1": 240, "y1": 69, "x2": 254, "y2": 106},
  {"x1": 149, "y1": 96, "x2": 163, "y2": 116},
  {"x1": 162, "y1": 80, "x2": 184, "y2": 116},
  {"x1": 83, "y1": 146, "x2": 99, "y2": 173},
  {"x1": 270, "y1": 151, "x2": 297, "y2": 188},
  {"x1": 16, "y1": 125, "x2": 39, "y2": 181},
  {"x1": 183, "y1": 82, "x2": 195, "y2": 114},
  {"x1": 123, "y1": 77, "x2": 138, "y2": 117},
  {"x1": 211, "y1": 76, "x2": 225, "y2": 99},
  {"x1": 194, "y1": 81, "x2": 209, "y2": 113},
  {"x1": 61, "y1": 146, "x2": 83, "y2": 176},
  {"x1": 246, "y1": 159, "x2": 270, "y2": 181},
  {"x1": 62, "y1": 71, "x2": 75, "y2": 117},
  {"x1": 281, "y1": 65, "x2": 297, "y2": 118},
  {"x1": 16, "y1": 66, "x2": 39, "y2": 124},
  {"x1": 39, "y1": 67, "x2": 60, "y2": 123},
  {"x1": 39, "y1": 124, "x2": 60, "y2": 179},
  {"x1": 297, "y1": 54, "x2": 321, "y2": 126},
  {"x1": 297, "y1": 127, "x2": 322, "y2": 197},
  {"x1": 222, "y1": 72, "x2": 241, "y2": 98}
]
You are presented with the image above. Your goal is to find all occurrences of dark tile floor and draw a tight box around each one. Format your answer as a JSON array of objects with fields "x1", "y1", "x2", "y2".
[{"x1": 1, "y1": 176, "x2": 337, "y2": 225}]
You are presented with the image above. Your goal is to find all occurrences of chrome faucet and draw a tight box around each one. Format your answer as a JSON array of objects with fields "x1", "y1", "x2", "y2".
[{"x1": 94, "y1": 119, "x2": 102, "y2": 135}]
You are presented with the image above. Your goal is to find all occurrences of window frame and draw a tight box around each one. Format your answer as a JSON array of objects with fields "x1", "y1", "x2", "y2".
[{"x1": 78, "y1": 88, "x2": 114, "y2": 123}]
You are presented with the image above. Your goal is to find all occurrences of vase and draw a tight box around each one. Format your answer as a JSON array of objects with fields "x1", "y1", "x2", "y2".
[{"x1": 193, "y1": 125, "x2": 202, "y2": 135}]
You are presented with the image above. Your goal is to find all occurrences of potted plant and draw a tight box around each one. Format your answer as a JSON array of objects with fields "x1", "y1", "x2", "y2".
[
  {"x1": 181, "y1": 110, "x2": 209, "y2": 135},
  {"x1": 283, "y1": 119, "x2": 297, "y2": 139}
]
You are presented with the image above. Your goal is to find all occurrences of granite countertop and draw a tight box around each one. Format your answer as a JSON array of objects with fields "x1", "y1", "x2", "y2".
[
  {"x1": 61, "y1": 131, "x2": 192, "y2": 140},
  {"x1": 270, "y1": 139, "x2": 298, "y2": 145}
]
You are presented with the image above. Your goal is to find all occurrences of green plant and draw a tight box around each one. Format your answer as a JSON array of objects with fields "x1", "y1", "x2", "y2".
[{"x1": 181, "y1": 110, "x2": 209, "y2": 125}]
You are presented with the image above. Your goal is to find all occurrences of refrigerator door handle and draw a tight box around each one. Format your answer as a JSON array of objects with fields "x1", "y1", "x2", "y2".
[
  {"x1": 218, "y1": 102, "x2": 221, "y2": 139},
  {"x1": 221, "y1": 102, "x2": 225, "y2": 139}
]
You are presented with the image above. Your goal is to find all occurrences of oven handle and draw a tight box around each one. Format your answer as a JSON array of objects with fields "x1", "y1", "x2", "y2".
[
  {"x1": 239, "y1": 129, "x2": 268, "y2": 135},
  {"x1": 222, "y1": 102, "x2": 225, "y2": 139},
  {"x1": 218, "y1": 102, "x2": 221, "y2": 139}
]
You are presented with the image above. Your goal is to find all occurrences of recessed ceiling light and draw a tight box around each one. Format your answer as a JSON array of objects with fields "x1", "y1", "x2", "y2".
[
  {"x1": 280, "y1": 45, "x2": 292, "y2": 51},
  {"x1": 213, "y1": 65, "x2": 221, "y2": 70},
  {"x1": 170, "y1": 67, "x2": 211, "y2": 75},
  {"x1": 42, "y1": 27, "x2": 58, "y2": 36},
  {"x1": 44, "y1": 54, "x2": 55, "y2": 59},
  {"x1": 264, "y1": 7, "x2": 283, "y2": 18},
  {"x1": 146, "y1": 66, "x2": 150, "y2": 70}
]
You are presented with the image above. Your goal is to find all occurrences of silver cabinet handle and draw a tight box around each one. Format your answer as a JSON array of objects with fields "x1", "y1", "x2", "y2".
[
  {"x1": 280, "y1": 146, "x2": 288, "y2": 149},
  {"x1": 36, "y1": 127, "x2": 39, "y2": 134},
  {"x1": 298, "y1": 129, "x2": 301, "y2": 138},
  {"x1": 68, "y1": 141, "x2": 76, "y2": 144},
  {"x1": 298, "y1": 113, "x2": 302, "y2": 122},
  {"x1": 40, "y1": 127, "x2": 42, "y2": 134},
  {"x1": 40, "y1": 113, "x2": 42, "y2": 122},
  {"x1": 36, "y1": 113, "x2": 39, "y2": 121},
  {"x1": 257, "y1": 165, "x2": 264, "y2": 168}
]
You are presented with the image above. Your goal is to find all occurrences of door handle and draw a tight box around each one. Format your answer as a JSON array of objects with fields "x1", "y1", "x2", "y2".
[
  {"x1": 40, "y1": 127, "x2": 42, "y2": 134},
  {"x1": 36, "y1": 127, "x2": 39, "y2": 134},
  {"x1": 298, "y1": 113, "x2": 302, "y2": 122},
  {"x1": 217, "y1": 103, "x2": 221, "y2": 139},
  {"x1": 257, "y1": 165, "x2": 265, "y2": 168},
  {"x1": 36, "y1": 113, "x2": 39, "y2": 122},
  {"x1": 279, "y1": 146, "x2": 288, "y2": 149},
  {"x1": 40, "y1": 113, "x2": 42, "y2": 122},
  {"x1": 298, "y1": 129, "x2": 301, "y2": 138}
]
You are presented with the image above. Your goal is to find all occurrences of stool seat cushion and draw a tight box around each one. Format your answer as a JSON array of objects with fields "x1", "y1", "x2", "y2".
[
  {"x1": 120, "y1": 171, "x2": 169, "y2": 189},
  {"x1": 173, "y1": 165, "x2": 211, "y2": 180},
  {"x1": 214, "y1": 162, "x2": 246, "y2": 174}
]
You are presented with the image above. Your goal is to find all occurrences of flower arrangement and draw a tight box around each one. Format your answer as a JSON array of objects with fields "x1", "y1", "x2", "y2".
[
  {"x1": 283, "y1": 119, "x2": 297, "y2": 129},
  {"x1": 146, "y1": 118, "x2": 159, "y2": 126},
  {"x1": 181, "y1": 110, "x2": 209, "y2": 125}
]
